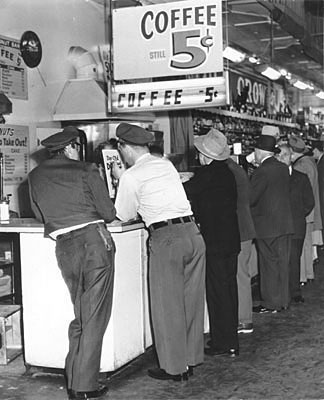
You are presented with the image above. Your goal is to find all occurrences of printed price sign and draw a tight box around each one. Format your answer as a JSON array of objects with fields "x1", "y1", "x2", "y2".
[
  {"x1": 102, "y1": 149, "x2": 124, "y2": 198},
  {"x1": 112, "y1": 0, "x2": 223, "y2": 80}
]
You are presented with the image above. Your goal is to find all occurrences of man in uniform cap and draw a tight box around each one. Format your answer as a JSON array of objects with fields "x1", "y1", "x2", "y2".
[
  {"x1": 290, "y1": 135, "x2": 323, "y2": 284},
  {"x1": 28, "y1": 126, "x2": 116, "y2": 399},
  {"x1": 112, "y1": 123, "x2": 206, "y2": 381},
  {"x1": 251, "y1": 135, "x2": 294, "y2": 313}
]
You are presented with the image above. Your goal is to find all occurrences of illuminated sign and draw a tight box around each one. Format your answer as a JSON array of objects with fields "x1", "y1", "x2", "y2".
[
  {"x1": 112, "y1": 0, "x2": 223, "y2": 80},
  {"x1": 112, "y1": 77, "x2": 226, "y2": 112}
]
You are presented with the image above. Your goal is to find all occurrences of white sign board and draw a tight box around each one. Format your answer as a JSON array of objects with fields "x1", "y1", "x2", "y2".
[
  {"x1": 102, "y1": 149, "x2": 124, "y2": 198},
  {"x1": 0, "y1": 125, "x2": 30, "y2": 184},
  {"x1": 112, "y1": 0, "x2": 223, "y2": 80},
  {"x1": 112, "y1": 76, "x2": 226, "y2": 112},
  {"x1": 0, "y1": 35, "x2": 28, "y2": 100}
]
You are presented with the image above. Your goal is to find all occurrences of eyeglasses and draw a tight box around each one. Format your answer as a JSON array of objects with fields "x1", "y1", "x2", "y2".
[{"x1": 71, "y1": 142, "x2": 81, "y2": 149}]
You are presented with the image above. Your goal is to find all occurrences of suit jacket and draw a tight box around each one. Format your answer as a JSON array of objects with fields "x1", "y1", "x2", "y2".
[
  {"x1": 226, "y1": 158, "x2": 255, "y2": 242},
  {"x1": 250, "y1": 156, "x2": 294, "y2": 239},
  {"x1": 290, "y1": 169, "x2": 315, "y2": 239},
  {"x1": 293, "y1": 154, "x2": 322, "y2": 230},
  {"x1": 28, "y1": 154, "x2": 116, "y2": 236},
  {"x1": 317, "y1": 155, "x2": 324, "y2": 228},
  {"x1": 183, "y1": 160, "x2": 240, "y2": 255}
]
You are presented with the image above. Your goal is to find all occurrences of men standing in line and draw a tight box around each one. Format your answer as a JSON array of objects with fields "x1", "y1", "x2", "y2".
[
  {"x1": 289, "y1": 136, "x2": 322, "y2": 284},
  {"x1": 183, "y1": 129, "x2": 241, "y2": 357},
  {"x1": 226, "y1": 157, "x2": 256, "y2": 333},
  {"x1": 113, "y1": 123, "x2": 206, "y2": 381},
  {"x1": 28, "y1": 127, "x2": 116, "y2": 400},
  {"x1": 277, "y1": 143, "x2": 314, "y2": 303},
  {"x1": 251, "y1": 135, "x2": 294, "y2": 313}
]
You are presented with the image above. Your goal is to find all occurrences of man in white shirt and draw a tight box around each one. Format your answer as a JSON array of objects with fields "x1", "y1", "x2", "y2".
[{"x1": 112, "y1": 123, "x2": 206, "y2": 382}]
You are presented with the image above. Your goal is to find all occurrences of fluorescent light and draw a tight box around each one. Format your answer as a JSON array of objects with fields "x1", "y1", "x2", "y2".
[
  {"x1": 260, "y1": 66, "x2": 281, "y2": 80},
  {"x1": 293, "y1": 80, "x2": 309, "y2": 90},
  {"x1": 249, "y1": 56, "x2": 258, "y2": 64},
  {"x1": 286, "y1": 73, "x2": 292, "y2": 80},
  {"x1": 223, "y1": 46, "x2": 245, "y2": 63},
  {"x1": 316, "y1": 91, "x2": 324, "y2": 99},
  {"x1": 280, "y1": 69, "x2": 287, "y2": 76}
]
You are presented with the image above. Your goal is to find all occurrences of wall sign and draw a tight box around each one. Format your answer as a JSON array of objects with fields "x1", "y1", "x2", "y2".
[
  {"x1": 0, "y1": 34, "x2": 27, "y2": 100},
  {"x1": 229, "y1": 71, "x2": 268, "y2": 112},
  {"x1": 112, "y1": 0, "x2": 223, "y2": 80},
  {"x1": 0, "y1": 125, "x2": 29, "y2": 184},
  {"x1": 112, "y1": 76, "x2": 226, "y2": 112}
]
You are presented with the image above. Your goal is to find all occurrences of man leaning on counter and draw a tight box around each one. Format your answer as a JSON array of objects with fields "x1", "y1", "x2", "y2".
[
  {"x1": 112, "y1": 123, "x2": 206, "y2": 382},
  {"x1": 28, "y1": 126, "x2": 116, "y2": 400}
]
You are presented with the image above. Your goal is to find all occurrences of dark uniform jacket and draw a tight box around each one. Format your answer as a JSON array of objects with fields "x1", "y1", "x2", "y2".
[
  {"x1": 28, "y1": 154, "x2": 116, "y2": 236},
  {"x1": 250, "y1": 156, "x2": 294, "y2": 239},
  {"x1": 226, "y1": 158, "x2": 255, "y2": 242},
  {"x1": 290, "y1": 168, "x2": 314, "y2": 239},
  {"x1": 184, "y1": 160, "x2": 240, "y2": 255}
]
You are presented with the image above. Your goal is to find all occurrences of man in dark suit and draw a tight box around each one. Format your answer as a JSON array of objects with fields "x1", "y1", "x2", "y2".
[
  {"x1": 227, "y1": 157, "x2": 256, "y2": 333},
  {"x1": 184, "y1": 129, "x2": 240, "y2": 357},
  {"x1": 277, "y1": 144, "x2": 314, "y2": 303},
  {"x1": 28, "y1": 127, "x2": 116, "y2": 400},
  {"x1": 251, "y1": 135, "x2": 294, "y2": 313},
  {"x1": 312, "y1": 140, "x2": 324, "y2": 239}
]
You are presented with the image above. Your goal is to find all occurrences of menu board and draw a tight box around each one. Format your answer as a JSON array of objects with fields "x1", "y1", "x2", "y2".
[
  {"x1": 0, "y1": 35, "x2": 28, "y2": 100},
  {"x1": 0, "y1": 125, "x2": 30, "y2": 184}
]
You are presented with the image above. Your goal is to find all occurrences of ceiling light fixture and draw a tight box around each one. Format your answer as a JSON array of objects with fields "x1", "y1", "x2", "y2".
[
  {"x1": 315, "y1": 91, "x2": 324, "y2": 99},
  {"x1": 293, "y1": 80, "x2": 309, "y2": 90},
  {"x1": 280, "y1": 69, "x2": 287, "y2": 76},
  {"x1": 248, "y1": 56, "x2": 258, "y2": 64},
  {"x1": 258, "y1": 66, "x2": 281, "y2": 80},
  {"x1": 223, "y1": 46, "x2": 245, "y2": 63}
]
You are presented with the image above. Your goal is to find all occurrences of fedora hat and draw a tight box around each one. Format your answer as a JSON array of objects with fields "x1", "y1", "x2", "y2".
[
  {"x1": 261, "y1": 125, "x2": 280, "y2": 138},
  {"x1": 288, "y1": 135, "x2": 306, "y2": 153},
  {"x1": 255, "y1": 135, "x2": 280, "y2": 154},
  {"x1": 194, "y1": 128, "x2": 230, "y2": 161}
]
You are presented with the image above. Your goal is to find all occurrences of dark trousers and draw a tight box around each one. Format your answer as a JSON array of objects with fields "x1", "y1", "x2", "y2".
[
  {"x1": 289, "y1": 237, "x2": 304, "y2": 299},
  {"x1": 56, "y1": 223, "x2": 115, "y2": 392},
  {"x1": 256, "y1": 235, "x2": 291, "y2": 310},
  {"x1": 206, "y1": 252, "x2": 239, "y2": 350}
]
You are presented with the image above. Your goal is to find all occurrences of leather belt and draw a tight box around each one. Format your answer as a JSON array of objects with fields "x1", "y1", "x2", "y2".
[{"x1": 149, "y1": 215, "x2": 194, "y2": 232}]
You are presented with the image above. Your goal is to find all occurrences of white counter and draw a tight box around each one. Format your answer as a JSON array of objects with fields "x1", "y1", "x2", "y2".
[{"x1": 0, "y1": 218, "x2": 152, "y2": 372}]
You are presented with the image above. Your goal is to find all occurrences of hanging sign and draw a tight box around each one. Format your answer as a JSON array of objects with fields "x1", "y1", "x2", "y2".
[
  {"x1": 112, "y1": 76, "x2": 226, "y2": 112},
  {"x1": 0, "y1": 125, "x2": 29, "y2": 184},
  {"x1": 112, "y1": 0, "x2": 223, "y2": 80},
  {"x1": 0, "y1": 35, "x2": 28, "y2": 100},
  {"x1": 228, "y1": 71, "x2": 268, "y2": 113}
]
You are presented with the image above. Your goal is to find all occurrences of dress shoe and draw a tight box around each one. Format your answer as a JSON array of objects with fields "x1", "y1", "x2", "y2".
[
  {"x1": 237, "y1": 322, "x2": 253, "y2": 334},
  {"x1": 68, "y1": 384, "x2": 108, "y2": 399},
  {"x1": 204, "y1": 347, "x2": 239, "y2": 357},
  {"x1": 253, "y1": 305, "x2": 279, "y2": 314},
  {"x1": 293, "y1": 295, "x2": 305, "y2": 303},
  {"x1": 147, "y1": 368, "x2": 188, "y2": 381}
]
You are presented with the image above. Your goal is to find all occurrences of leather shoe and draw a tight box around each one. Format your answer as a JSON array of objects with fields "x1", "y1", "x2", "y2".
[
  {"x1": 293, "y1": 295, "x2": 305, "y2": 303},
  {"x1": 253, "y1": 305, "x2": 280, "y2": 314},
  {"x1": 147, "y1": 368, "x2": 188, "y2": 381},
  {"x1": 68, "y1": 384, "x2": 108, "y2": 399},
  {"x1": 204, "y1": 347, "x2": 239, "y2": 357}
]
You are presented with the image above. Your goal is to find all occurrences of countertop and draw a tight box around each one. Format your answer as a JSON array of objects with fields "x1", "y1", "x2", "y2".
[{"x1": 0, "y1": 218, "x2": 144, "y2": 234}]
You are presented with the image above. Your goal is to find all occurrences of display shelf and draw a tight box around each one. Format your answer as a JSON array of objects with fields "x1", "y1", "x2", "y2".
[{"x1": 198, "y1": 108, "x2": 299, "y2": 128}]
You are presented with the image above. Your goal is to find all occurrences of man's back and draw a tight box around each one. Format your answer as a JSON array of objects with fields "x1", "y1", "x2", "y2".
[
  {"x1": 29, "y1": 154, "x2": 116, "y2": 235},
  {"x1": 250, "y1": 157, "x2": 293, "y2": 239}
]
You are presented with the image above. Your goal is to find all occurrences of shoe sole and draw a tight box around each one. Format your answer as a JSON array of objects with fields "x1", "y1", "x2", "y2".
[{"x1": 238, "y1": 329, "x2": 254, "y2": 334}]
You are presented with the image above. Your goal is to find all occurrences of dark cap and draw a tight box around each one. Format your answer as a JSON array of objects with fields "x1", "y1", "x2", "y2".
[
  {"x1": 255, "y1": 135, "x2": 280, "y2": 154},
  {"x1": 288, "y1": 135, "x2": 306, "y2": 153},
  {"x1": 41, "y1": 126, "x2": 81, "y2": 151},
  {"x1": 116, "y1": 123, "x2": 154, "y2": 145}
]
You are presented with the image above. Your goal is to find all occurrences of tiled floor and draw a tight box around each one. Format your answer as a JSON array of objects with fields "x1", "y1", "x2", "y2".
[{"x1": 2, "y1": 252, "x2": 324, "y2": 400}]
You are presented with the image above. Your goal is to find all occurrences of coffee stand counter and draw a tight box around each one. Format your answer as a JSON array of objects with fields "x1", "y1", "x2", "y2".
[{"x1": 0, "y1": 218, "x2": 152, "y2": 372}]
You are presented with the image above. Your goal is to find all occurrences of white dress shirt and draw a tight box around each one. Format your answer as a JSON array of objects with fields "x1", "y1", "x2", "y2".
[{"x1": 115, "y1": 153, "x2": 192, "y2": 227}]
